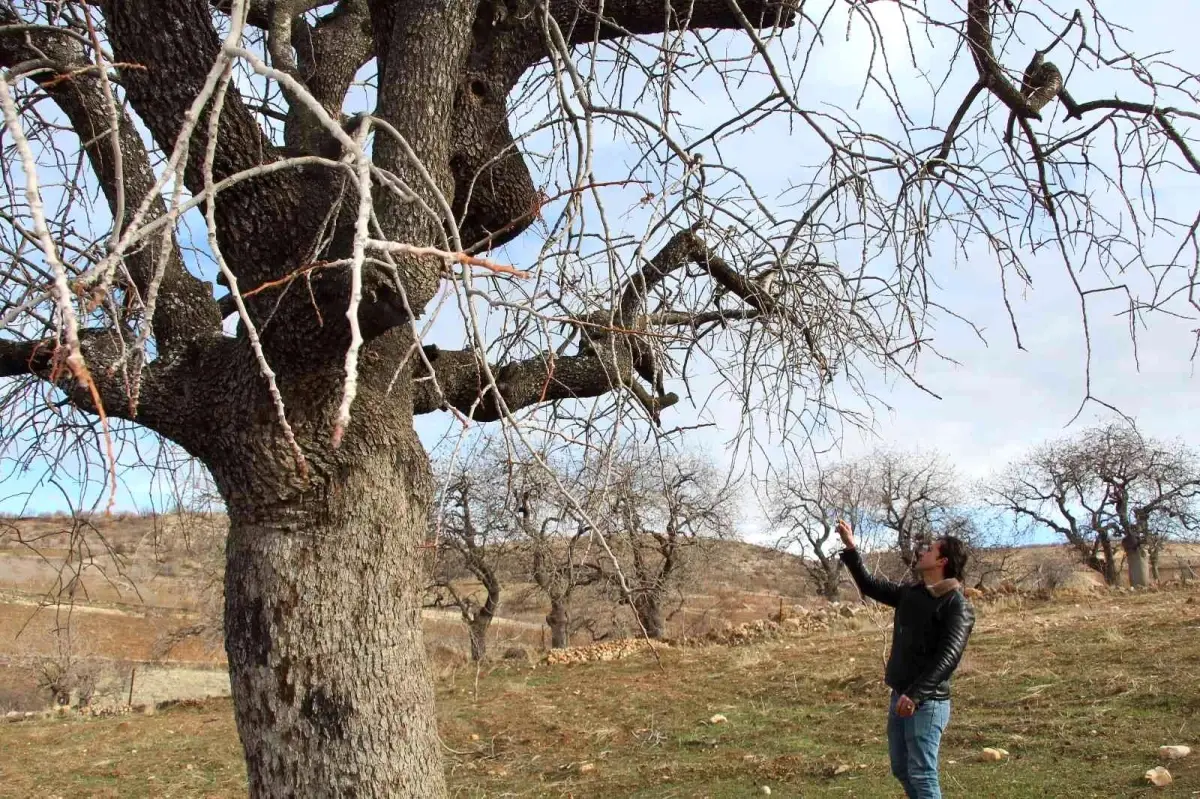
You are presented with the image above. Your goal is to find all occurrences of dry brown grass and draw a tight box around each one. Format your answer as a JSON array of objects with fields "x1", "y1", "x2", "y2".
[
  {"x1": 1, "y1": 587, "x2": 1198, "y2": 797},
  {"x1": 4, "y1": 514, "x2": 1200, "y2": 797}
]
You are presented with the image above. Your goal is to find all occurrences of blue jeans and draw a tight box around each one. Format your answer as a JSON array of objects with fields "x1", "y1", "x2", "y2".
[{"x1": 887, "y1": 692, "x2": 951, "y2": 799}]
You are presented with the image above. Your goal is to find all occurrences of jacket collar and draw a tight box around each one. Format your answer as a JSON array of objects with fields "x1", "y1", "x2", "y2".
[{"x1": 925, "y1": 578, "x2": 961, "y2": 598}]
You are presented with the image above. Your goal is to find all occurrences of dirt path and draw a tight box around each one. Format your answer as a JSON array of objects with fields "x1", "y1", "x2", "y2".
[
  {"x1": 421, "y1": 607, "x2": 543, "y2": 630},
  {"x1": 105, "y1": 664, "x2": 231, "y2": 708}
]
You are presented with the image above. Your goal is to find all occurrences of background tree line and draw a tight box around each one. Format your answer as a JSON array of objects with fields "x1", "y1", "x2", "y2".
[
  {"x1": 424, "y1": 419, "x2": 1199, "y2": 660},
  {"x1": 769, "y1": 421, "x2": 1200, "y2": 599},
  {"x1": 426, "y1": 437, "x2": 739, "y2": 659}
]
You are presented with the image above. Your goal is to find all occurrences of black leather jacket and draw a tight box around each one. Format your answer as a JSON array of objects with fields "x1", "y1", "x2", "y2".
[{"x1": 840, "y1": 548, "x2": 975, "y2": 703}]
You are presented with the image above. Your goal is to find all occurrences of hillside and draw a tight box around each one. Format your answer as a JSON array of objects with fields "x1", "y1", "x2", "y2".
[
  {"x1": 0, "y1": 513, "x2": 818, "y2": 610},
  {"x1": 2, "y1": 510, "x2": 1195, "y2": 713},
  {"x1": 4, "y1": 512, "x2": 1196, "y2": 620},
  {"x1": 3, "y1": 585, "x2": 1199, "y2": 797}
]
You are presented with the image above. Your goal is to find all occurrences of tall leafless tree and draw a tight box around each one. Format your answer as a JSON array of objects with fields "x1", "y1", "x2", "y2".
[
  {"x1": 767, "y1": 459, "x2": 874, "y2": 599},
  {"x1": 427, "y1": 461, "x2": 510, "y2": 661},
  {"x1": 510, "y1": 458, "x2": 601, "y2": 649},
  {"x1": 991, "y1": 436, "x2": 1117, "y2": 582},
  {"x1": 589, "y1": 446, "x2": 738, "y2": 639},
  {"x1": 873, "y1": 449, "x2": 963, "y2": 571},
  {"x1": 3, "y1": 0, "x2": 1199, "y2": 794},
  {"x1": 990, "y1": 422, "x2": 1200, "y2": 587}
]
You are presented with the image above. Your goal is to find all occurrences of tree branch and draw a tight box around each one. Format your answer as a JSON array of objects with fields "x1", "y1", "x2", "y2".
[
  {"x1": 1059, "y1": 97, "x2": 1200, "y2": 175},
  {"x1": 965, "y1": 0, "x2": 1044, "y2": 120},
  {"x1": 964, "y1": 0, "x2": 1200, "y2": 176},
  {"x1": 236, "y1": 0, "x2": 802, "y2": 259},
  {"x1": 105, "y1": 0, "x2": 339, "y2": 281},
  {"x1": 366, "y1": 0, "x2": 479, "y2": 312},
  {"x1": 208, "y1": 0, "x2": 277, "y2": 28},
  {"x1": 413, "y1": 347, "x2": 634, "y2": 421},
  {"x1": 413, "y1": 226, "x2": 796, "y2": 420},
  {"x1": 550, "y1": 0, "x2": 799, "y2": 46},
  {"x1": 0, "y1": 7, "x2": 221, "y2": 352},
  {"x1": 0, "y1": 333, "x2": 182, "y2": 430},
  {"x1": 283, "y1": 0, "x2": 374, "y2": 153}
]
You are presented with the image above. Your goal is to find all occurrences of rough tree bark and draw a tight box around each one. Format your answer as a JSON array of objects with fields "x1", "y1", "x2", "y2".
[
  {"x1": 222, "y1": 419, "x2": 445, "y2": 796},
  {"x1": 631, "y1": 590, "x2": 666, "y2": 640},
  {"x1": 1123, "y1": 537, "x2": 1150, "y2": 588},
  {"x1": 546, "y1": 599, "x2": 570, "y2": 649}
]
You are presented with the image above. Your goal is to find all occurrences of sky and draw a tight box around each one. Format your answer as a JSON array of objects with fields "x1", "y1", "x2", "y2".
[
  {"x1": 772, "y1": 0, "x2": 1199, "y2": 478},
  {"x1": 2, "y1": 0, "x2": 1197, "y2": 545}
]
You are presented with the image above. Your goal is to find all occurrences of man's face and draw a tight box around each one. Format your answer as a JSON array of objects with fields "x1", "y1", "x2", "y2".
[{"x1": 915, "y1": 539, "x2": 945, "y2": 575}]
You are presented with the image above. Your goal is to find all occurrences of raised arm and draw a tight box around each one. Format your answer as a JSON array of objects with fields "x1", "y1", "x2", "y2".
[{"x1": 837, "y1": 520, "x2": 905, "y2": 607}]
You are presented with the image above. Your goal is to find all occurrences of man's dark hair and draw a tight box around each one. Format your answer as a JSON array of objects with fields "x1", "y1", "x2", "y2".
[{"x1": 937, "y1": 536, "x2": 969, "y2": 581}]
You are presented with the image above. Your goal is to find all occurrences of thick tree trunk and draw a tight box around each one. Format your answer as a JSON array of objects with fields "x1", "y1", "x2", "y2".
[
  {"x1": 222, "y1": 435, "x2": 446, "y2": 799},
  {"x1": 1124, "y1": 539, "x2": 1151, "y2": 588},
  {"x1": 819, "y1": 571, "x2": 841, "y2": 601},
  {"x1": 467, "y1": 612, "x2": 492, "y2": 662},
  {"x1": 632, "y1": 592, "x2": 666, "y2": 640},
  {"x1": 1096, "y1": 536, "x2": 1119, "y2": 586},
  {"x1": 1103, "y1": 558, "x2": 1119, "y2": 586},
  {"x1": 546, "y1": 599, "x2": 570, "y2": 649}
]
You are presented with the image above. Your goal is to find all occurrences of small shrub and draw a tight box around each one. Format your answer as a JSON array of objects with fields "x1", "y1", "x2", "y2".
[
  {"x1": 1027, "y1": 559, "x2": 1077, "y2": 592},
  {"x1": 426, "y1": 642, "x2": 470, "y2": 679},
  {"x1": 0, "y1": 682, "x2": 47, "y2": 713}
]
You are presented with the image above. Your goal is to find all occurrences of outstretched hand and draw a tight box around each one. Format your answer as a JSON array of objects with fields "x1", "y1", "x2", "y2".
[{"x1": 836, "y1": 518, "x2": 856, "y2": 550}]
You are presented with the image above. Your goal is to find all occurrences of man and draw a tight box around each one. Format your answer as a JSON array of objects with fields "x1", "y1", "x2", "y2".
[{"x1": 836, "y1": 520, "x2": 975, "y2": 799}]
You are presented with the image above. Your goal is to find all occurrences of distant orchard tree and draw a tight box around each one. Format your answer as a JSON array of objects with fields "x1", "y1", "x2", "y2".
[
  {"x1": 766, "y1": 459, "x2": 875, "y2": 599},
  {"x1": 989, "y1": 423, "x2": 1200, "y2": 586},
  {"x1": 872, "y1": 449, "x2": 964, "y2": 572},
  {"x1": 510, "y1": 458, "x2": 602, "y2": 650},
  {"x1": 589, "y1": 446, "x2": 739, "y2": 639},
  {"x1": 428, "y1": 454, "x2": 513, "y2": 662},
  {"x1": 770, "y1": 449, "x2": 978, "y2": 590}
]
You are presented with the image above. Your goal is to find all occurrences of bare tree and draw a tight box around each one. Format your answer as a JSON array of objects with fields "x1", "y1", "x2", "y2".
[
  {"x1": 991, "y1": 423, "x2": 1200, "y2": 587},
  {"x1": 150, "y1": 492, "x2": 230, "y2": 660},
  {"x1": 588, "y1": 447, "x2": 738, "y2": 639},
  {"x1": 990, "y1": 438, "x2": 1114, "y2": 581},
  {"x1": 528, "y1": 517, "x2": 598, "y2": 648},
  {"x1": 771, "y1": 452, "x2": 986, "y2": 592},
  {"x1": 511, "y1": 460, "x2": 601, "y2": 649},
  {"x1": 873, "y1": 449, "x2": 963, "y2": 572},
  {"x1": 3, "y1": 0, "x2": 1200, "y2": 794},
  {"x1": 767, "y1": 459, "x2": 874, "y2": 599},
  {"x1": 32, "y1": 623, "x2": 98, "y2": 708},
  {"x1": 428, "y1": 460, "x2": 511, "y2": 661},
  {"x1": 1092, "y1": 427, "x2": 1200, "y2": 586},
  {"x1": 958, "y1": 515, "x2": 1027, "y2": 590}
]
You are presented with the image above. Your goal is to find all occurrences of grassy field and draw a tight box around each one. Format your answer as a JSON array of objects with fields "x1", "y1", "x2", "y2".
[{"x1": 2, "y1": 587, "x2": 1199, "y2": 798}]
